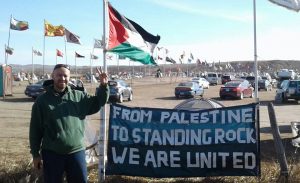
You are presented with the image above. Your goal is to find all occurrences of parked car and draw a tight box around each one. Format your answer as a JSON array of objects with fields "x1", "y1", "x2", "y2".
[
  {"x1": 219, "y1": 79, "x2": 254, "y2": 100},
  {"x1": 258, "y1": 79, "x2": 272, "y2": 91},
  {"x1": 275, "y1": 80, "x2": 300, "y2": 103},
  {"x1": 107, "y1": 79, "x2": 133, "y2": 103},
  {"x1": 191, "y1": 77, "x2": 209, "y2": 89},
  {"x1": 24, "y1": 79, "x2": 47, "y2": 99},
  {"x1": 24, "y1": 79, "x2": 85, "y2": 99},
  {"x1": 206, "y1": 72, "x2": 219, "y2": 85},
  {"x1": 245, "y1": 76, "x2": 256, "y2": 87},
  {"x1": 221, "y1": 75, "x2": 234, "y2": 84},
  {"x1": 175, "y1": 82, "x2": 204, "y2": 98}
]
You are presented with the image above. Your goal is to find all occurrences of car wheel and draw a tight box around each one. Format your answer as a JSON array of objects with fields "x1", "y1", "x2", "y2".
[
  {"x1": 128, "y1": 92, "x2": 133, "y2": 101},
  {"x1": 282, "y1": 93, "x2": 287, "y2": 102},
  {"x1": 118, "y1": 94, "x2": 124, "y2": 103},
  {"x1": 175, "y1": 95, "x2": 179, "y2": 99},
  {"x1": 275, "y1": 93, "x2": 283, "y2": 104},
  {"x1": 239, "y1": 92, "x2": 244, "y2": 100}
]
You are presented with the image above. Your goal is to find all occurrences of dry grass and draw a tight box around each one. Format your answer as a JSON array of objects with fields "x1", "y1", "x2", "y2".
[{"x1": 1, "y1": 139, "x2": 300, "y2": 183}]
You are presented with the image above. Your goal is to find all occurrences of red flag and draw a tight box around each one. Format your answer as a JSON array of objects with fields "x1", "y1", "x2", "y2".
[{"x1": 56, "y1": 49, "x2": 63, "y2": 57}]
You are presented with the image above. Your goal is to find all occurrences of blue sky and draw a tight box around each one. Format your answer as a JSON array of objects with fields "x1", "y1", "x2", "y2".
[{"x1": 1, "y1": 0, "x2": 300, "y2": 67}]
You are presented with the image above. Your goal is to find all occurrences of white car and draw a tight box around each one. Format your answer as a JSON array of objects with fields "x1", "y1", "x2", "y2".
[{"x1": 191, "y1": 77, "x2": 210, "y2": 89}]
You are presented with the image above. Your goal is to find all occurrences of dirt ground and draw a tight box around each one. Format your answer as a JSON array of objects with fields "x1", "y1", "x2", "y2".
[{"x1": 0, "y1": 76, "x2": 299, "y2": 170}]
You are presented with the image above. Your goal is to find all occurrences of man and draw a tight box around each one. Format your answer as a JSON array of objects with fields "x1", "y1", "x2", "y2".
[{"x1": 29, "y1": 64, "x2": 109, "y2": 183}]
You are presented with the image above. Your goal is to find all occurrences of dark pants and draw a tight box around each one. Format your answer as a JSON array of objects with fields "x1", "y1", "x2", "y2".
[{"x1": 42, "y1": 150, "x2": 87, "y2": 183}]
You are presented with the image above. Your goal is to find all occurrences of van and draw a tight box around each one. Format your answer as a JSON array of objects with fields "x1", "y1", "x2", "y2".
[{"x1": 206, "y1": 72, "x2": 219, "y2": 85}]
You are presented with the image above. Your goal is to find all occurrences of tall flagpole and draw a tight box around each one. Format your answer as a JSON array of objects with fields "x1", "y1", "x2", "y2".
[
  {"x1": 253, "y1": 0, "x2": 258, "y2": 101},
  {"x1": 64, "y1": 36, "x2": 68, "y2": 64},
  {"x1": 32, "y1": 47, "x2": 34, "y2": 77},
  {"x1": 99, "y1": 0, "x2": 107, "y2": 181},
  {"x1": 5, "y1": 15, "x2": 12, "y2": 65},
  {"x1": 43, "y1": 19, "x2": 46, "y2": 76},
  {"x1": 90, "y1": 54, "x2": 93, "y2": 84},
  {"x1": 75, "y1": 54, "x2": 77, "y2": 79}
]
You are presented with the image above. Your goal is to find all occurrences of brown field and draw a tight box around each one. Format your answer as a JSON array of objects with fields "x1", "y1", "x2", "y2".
[{"x1": 1, "y1": 76, "x2": 300, "y2": 182}]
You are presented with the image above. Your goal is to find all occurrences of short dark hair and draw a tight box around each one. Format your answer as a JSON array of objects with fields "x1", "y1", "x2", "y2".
[{"x1": 53, "y1": 64, "x2": 70, "y2": 71}]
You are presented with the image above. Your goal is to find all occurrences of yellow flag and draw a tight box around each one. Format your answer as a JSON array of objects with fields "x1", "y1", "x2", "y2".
[{"x1": 44, "y1": 20, "x2": 65, "y2": 37}]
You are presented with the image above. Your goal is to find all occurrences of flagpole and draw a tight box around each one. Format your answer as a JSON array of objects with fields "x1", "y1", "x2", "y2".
[
  {"x1": 90, "y1": 54, "x2": 93, "y2": 84},
  {"x1": 32, "y1": 47, "x2": 34, "y2": 79},
  {"x1": 43, "y1": 19, "x2": 46, "y2": 76},
  {"x1": 117, "y1": 54, "x2": 120, "y2": 74},
  {"x1": 253, "y1": 0, "x2": 259, "y2": 101},
  {"x1": 99, "y1": 0, "x2": 107, "y2": 181},
  {"x1": 75, "y1": 54, "x2": 77, "y2": 80},
  {"x1": 5, "y1": 15, "x2": 12, "y2": 65},
  {"x1": 64, "y1": 36, "x2": 68, "y2": 64}
]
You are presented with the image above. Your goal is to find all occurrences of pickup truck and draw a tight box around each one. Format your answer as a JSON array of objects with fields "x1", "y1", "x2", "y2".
[{"x1": 275, "y1": 80, "x2": 300, "y2": 103}]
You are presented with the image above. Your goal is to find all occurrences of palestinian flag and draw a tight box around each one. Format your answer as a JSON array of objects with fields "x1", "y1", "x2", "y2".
[{"x1": 107, "y1": 3, "x2": 160, "y2": 65}]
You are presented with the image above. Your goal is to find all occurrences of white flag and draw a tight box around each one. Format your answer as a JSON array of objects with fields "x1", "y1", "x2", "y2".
[
  {"x1": 33, "y1": 49, "x2": 42, "y2": 56},
  {"x1": 65, "y1": 28, "x2": 81, "y2": 44},
  {"x1": 94, "y1": 39, "x2": 103, "y2": 48},
  {"x1": 269, "y1": 0, "x2": 300, "y2": 12}
]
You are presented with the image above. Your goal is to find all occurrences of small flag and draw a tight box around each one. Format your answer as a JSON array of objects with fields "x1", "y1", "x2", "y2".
[
  {"x1": 45, "y1": 20, "x2": 65, "y2": 37},
  {"x1": 190, "y1": 53, "x2": 194, "y2": 60},
  {"x1": 33, "y1": 49, "x2": 42, "y2": 56},
  {"x1": 75, "y1": 52, "x2": 85, "y2": 58},
  {"x1": 10, "y1": 17, "x2": 29, "y2": 31},
  {"x1": 90, "y1": 54, "x2": 98, "y2": 60},
  {"x1": 56, "y1": 49, "x2": 63, "y2": 57},
  {"x1": 5, "y1": 46, "x2": 14, "y2": 55},
  {"x1": 94, "y1": 39, "x2": 104, "y2": 48},
  {"x1": 65, "y1": 28, "x2": 81, "y2": 44},
  {"x1": 106, "y1": 55, "x2": 113, "y2": 60},
  {"x1": 166, "y1": 56, "x2": 176, "y2": 64}
]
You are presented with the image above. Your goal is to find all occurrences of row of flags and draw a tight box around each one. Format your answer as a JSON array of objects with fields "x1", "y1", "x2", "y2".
[
  {"x1": 6, "y1": 2, "x2": 161, "y2": 66},
  {"x1": 56, "y1": 49, "x2": 98, "y2": 60},
  {"x1": 4, "y1": 1, "x2": 300, "y2": 66}
]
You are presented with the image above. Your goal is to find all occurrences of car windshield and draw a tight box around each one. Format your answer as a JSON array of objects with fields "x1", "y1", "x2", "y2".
[
  {"x1": 289, "y1": 81, "x2": 300, "y2": 87},
  {"x1": 108, "y1": 81, "x2": 118, "y2": 86},
  {"x1": 224, "y1": 82, "x2": 240, "y2": 87},
  {"x1": 178, "y1": 82, "x2": 193, "y2": 87},
  {"x1": 35, "y1": 80, "x2": 45, "y2": 85},
  {"x1": 222, "y1": 76, "x2": 230, "y2": 79}
]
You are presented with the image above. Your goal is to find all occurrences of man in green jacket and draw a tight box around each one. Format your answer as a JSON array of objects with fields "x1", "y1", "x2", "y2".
[{"x1": 29, "y1": 64, "x2": 109, "y2": 183}]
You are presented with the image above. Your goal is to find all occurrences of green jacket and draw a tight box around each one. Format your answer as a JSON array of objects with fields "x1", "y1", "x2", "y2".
[{"x1": 29, "y1": 84, "x2": 109, "y2": 158}]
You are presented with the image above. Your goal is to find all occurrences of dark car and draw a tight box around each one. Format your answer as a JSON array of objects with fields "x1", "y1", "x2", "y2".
[
  {"x1": 245, "y1": 76, "x2": 256, "y2": 87},
  {"x1": 221, "y1": 75, "x2": 234, "y2": 84},
  {"x1": 275, "y1": 80, "x2": 300, "y2": 103},
  {"x1": 258, "y1": 79, "x2": 272, "y2": 91},
  {"x1": 24, "y1": 79, "x2": 47, "y2": 99},
  {"x1": 25, "y1": 79, "x2": 85, "y2": 99},
  {"x1": 107, "y1": 79, "x2": 133, "y2": 103},
  {"x1": 175, "y1": 82, "x2": 204, "y2": 98},
  {"x1": 219, "y1": 79, "x2": 254, "y2": 100}
]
